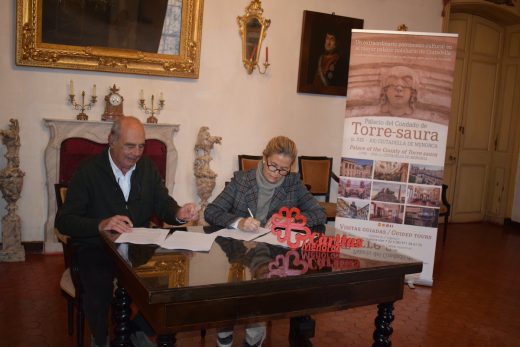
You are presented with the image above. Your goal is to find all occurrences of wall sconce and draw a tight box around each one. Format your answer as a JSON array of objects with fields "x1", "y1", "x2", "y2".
[{"x1": 237, "y1": 0, "x2": 271, "y2": 74}]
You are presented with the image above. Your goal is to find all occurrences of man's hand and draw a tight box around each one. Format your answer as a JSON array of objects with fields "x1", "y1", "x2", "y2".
[
  {"x1": 238, "y1": 217, "x2": 260, "y2": 232},
  {"x1": 176, "y1": 203, "x2": 200, "y2": 222},
  {"x1": 99, "y1": 215, "x2": 133, "y2": 234}
]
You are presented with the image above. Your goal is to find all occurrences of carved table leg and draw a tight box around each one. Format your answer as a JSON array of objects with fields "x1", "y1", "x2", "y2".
[
  {"x1": 289, "y1": 315, "x2": 315, "y2": 347},
  {"x1": 157, "y1": 334, "x2": 177, "y2": 347},
  {"x1": 372, "y1": 302, "x2": 394, "y2": 347},
  {"x1": 112, "y1": 286, "x2": 132, "y2": 347}
]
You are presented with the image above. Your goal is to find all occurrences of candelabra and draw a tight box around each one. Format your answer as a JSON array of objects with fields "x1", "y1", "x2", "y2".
[
  {"x1": 68, "y1": 81, "x2": 97, "y2": 120},
  {"x1": 139, "y1": 90, "x2": 165, "y2": 124}
]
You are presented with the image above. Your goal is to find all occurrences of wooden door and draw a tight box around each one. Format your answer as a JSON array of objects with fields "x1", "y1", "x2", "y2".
[{"x1": 447, "y1": 14, "x2": 503, "y2": 222}]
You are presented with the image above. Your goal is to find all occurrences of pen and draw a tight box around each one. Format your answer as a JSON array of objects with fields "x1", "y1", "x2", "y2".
[
  {"x1": 247, "y1": 208, "x2": 254, "y2": 218},
  {"x1": 164, "y1": 229, "x2": 174, "y2": 241},
  {"x1": 164, "y1": 226, "x2": 188, "y2": 240}
]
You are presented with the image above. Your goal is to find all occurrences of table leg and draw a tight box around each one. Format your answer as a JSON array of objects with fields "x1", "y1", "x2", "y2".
[
  {"x1": 112, "y1": 286, "x2": 132, "y2": 347},
  {"x1": 289, "y1": 315, "x2": 314, "y2": 347},
  {"x1": 372, "y1": 302, "x2": 394, "y2": 347},
  {"x1": 157, "y1": 334, "x2": 177, "y2": 347}
]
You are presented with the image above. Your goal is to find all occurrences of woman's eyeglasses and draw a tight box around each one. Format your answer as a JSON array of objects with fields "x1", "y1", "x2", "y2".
[{"x1": 266, "y1": 161, "x2": 290, "y2": 176}]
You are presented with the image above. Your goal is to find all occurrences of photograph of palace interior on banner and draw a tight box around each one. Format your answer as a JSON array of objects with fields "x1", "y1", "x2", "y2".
[{"x1": 337, "y1": 29, "x2": 458, "y2": 286}]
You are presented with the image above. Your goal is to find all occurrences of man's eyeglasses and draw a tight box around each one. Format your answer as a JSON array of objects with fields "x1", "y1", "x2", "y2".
[{"x1": 266, "y1": 161, "x2": 290, "y2": 176}]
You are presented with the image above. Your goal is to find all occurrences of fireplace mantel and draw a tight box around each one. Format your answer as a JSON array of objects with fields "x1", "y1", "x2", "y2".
[{"x1": 43, "y1": 118, "x2": 180, "y2": 253}]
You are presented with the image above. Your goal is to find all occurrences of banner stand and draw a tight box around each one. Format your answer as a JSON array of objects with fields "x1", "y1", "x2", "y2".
[{"x1": 336, "y1": 29, "x2": 458, "y2": 285}]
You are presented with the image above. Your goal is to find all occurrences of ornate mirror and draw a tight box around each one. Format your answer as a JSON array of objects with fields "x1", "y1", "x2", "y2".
[{"x1": 237, "y1": 0, "x2": 271, "y2": 74}]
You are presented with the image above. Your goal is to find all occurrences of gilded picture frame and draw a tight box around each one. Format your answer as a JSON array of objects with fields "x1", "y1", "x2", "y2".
[{"x1": 16, "y1": 0, "x2": 204, "y2": 78}]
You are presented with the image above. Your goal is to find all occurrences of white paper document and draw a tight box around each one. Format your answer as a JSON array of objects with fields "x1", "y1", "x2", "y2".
[
  {"x1": 161, "y1": 231, "x2": 217, "y2": 251},
  {"x1": 115, "y1": 228, "x2": 170, "y2": 245},
  {"x1": 253, "y1": 231, "x2": 291, "y2": 248},
  {"x1": 114, "y1": 227, "x2": 273, "y2": 252},
  {"x1": 213, "y1": 227, "x2": 270, "y2": 241}
]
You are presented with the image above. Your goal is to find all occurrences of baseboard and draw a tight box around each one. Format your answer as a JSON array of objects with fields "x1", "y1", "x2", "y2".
[{"x1": 0, "y1": 242, "x2": 44, "y2": 254}]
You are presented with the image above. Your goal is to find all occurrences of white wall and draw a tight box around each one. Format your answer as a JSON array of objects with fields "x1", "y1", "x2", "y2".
[{"x1": 0, "y1": 0, "x2": 444, "y2": 241}]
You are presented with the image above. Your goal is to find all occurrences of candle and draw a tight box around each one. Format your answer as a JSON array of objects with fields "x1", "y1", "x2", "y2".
[
  {"x1": 160, "y1": 92, "x2": 164, "y2": 102},
  {"x1": 250, "y1": 45, "x2": 257, "y2": 61},
  {"x1": 266, "y1": 46, "x2": 269, "y2": 63},
  {"x1": 92, "y1": 84, "x2": 96, "y2": 97},
  {"x1": 140, "y1": 89, "x2": 144, "y2": 100},
  {"x1": 69, "y1": 80, "x2": 74, "y2": 95}
]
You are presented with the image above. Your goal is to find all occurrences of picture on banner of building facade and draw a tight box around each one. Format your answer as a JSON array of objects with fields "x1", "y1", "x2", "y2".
[
  {"x1": 406, "y1": 185, "x2": 441, "y2": 207},
  {"x1": 370, "y1": 181, "x2": 406, "y2": 204},
  {"x1": 340, "y1": 157, "x2": 373, "y2": 178},
  {"x1": 337, "y1": 197, "x2": 369, "y2": 220},
  {"x1": 408, "y1": 164, "x2": 444, "y2": 185},
  {"x1": 404, "y1": 206, "x2": 440, "y2": 228},
  {"x1": 369, "y1": 202, "x2": 404, "y2": 224},
  {"x1": 338, "y1": 177, "x2": 371, "y2": 200},
  {"x1": 373, "y1": 160, "x2": 409, "y2": 182}
]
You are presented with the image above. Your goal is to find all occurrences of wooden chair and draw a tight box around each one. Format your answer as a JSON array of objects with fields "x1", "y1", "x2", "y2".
[
  {"x1": 54, "y1": 183, "x2": 85, "y2": 347},
  {"x1": 439, "y1": 184, "x2": 451, "y2": 246},
  {"x1": 297, "y1": 156, "x2": 339, "y2": 221},
  {"x1": 238, "y1": 155, "x2": 262, "y2": 171}
]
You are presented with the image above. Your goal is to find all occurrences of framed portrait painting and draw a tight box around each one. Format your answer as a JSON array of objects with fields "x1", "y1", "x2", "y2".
[
  {"x1": 16, "y1": 0, "x2": 204, "y2": 78},
  {"x1": 297, "y1": 11, "x2": 363, "y2": 96}
]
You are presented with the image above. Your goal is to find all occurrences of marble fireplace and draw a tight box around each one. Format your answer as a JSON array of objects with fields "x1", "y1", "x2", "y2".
[{"x1": 43, "y1": 119, "x2": 180, "y2": 253}]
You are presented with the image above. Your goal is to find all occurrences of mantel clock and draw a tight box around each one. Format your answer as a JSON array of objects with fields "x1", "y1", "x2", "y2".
[{"x1": 102, "y1": 84, "x2": 125, "y2": 121}]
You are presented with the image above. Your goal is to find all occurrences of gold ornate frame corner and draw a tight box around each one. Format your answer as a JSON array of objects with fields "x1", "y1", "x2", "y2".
[{"x1": 16, "y1": 0, "x2": 204, "y2": 78}]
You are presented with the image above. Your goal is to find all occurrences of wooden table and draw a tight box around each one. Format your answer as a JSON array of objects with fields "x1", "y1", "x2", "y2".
[{"x1": 101, "y1": 226, "x2": 422, "y2": 347}]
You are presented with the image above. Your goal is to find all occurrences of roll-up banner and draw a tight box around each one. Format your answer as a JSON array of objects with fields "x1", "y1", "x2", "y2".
[{"x1": 337, "y1": 29, "x2": 458, "y2": 285}]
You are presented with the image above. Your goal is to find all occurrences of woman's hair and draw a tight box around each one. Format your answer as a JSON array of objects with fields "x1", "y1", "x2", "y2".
[{"x1": 262, "y1": 136, "x2": 297, "y2": 161}]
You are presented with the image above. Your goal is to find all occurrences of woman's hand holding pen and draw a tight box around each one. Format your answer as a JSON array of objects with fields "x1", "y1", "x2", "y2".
[
  {"x1": 239, "y1": 207, "x2": 260, "y2": 232},
  {"x1": 238, "y1": 217, "x2": 260, "y2": 232},
  {"x1": 99, "y1": 215, "x2": 133, "y2": 234}
]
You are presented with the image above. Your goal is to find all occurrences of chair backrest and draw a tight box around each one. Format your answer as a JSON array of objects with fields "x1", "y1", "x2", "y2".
[
  {"x1": 238, "y1": 155, "x2": 262, "y2": 171},
  {"x1": 59, "y1": 138, "x2": 167, "y2": 184},
  {"x1": 298, "y1": 156, "x2": 336, "y2": 201},
  {"x1": 440, "y1": 184, "x2": 451, "y2": 217}
]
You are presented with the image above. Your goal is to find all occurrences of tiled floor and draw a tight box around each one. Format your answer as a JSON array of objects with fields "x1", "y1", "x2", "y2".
[{"x1": 1, "y1": 222, "x2": 519, "y2": 347}]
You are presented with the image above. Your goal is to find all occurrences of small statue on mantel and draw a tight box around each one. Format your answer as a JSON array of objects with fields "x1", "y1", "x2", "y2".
[
  {"x1": 0, "y1": 119, "x2": 26, "y2": 262},
  {"x1": 194, "y1": 126, "x2": 222, "y2": 225}
]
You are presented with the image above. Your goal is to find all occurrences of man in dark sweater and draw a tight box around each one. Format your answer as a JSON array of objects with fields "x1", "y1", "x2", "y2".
[{"x1": 55, "y1": 116, "x2": 199, "y2": 347}]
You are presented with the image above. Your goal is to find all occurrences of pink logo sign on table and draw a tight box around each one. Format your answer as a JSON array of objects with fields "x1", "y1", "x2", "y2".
[{"x1": 337, "y1": 29, "x2": 458, "y2": 285}]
